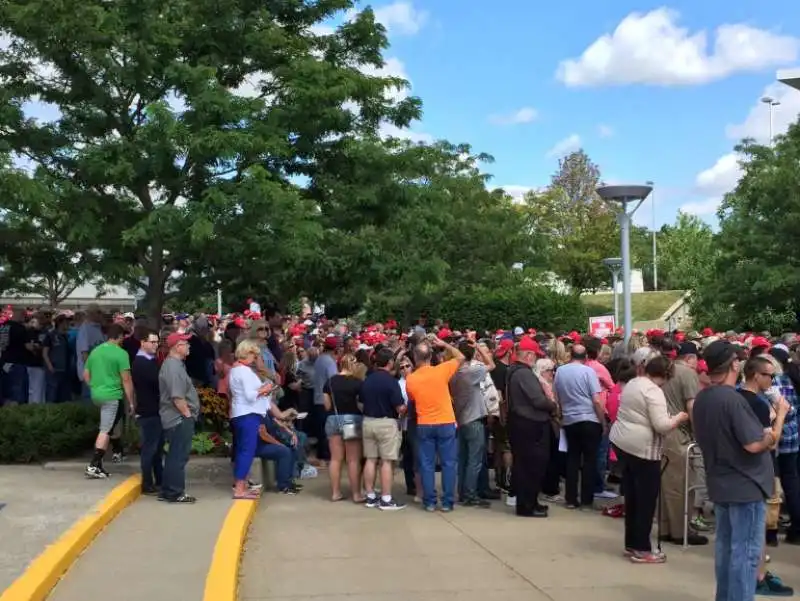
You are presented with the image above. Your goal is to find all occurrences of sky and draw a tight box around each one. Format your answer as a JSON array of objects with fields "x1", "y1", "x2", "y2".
[
  {"x1": 350, "y1": 0, "x2": 800, "y2": 228},
  {"x1": 13, "y1": 1, "x2": 800, "y2": 230}
]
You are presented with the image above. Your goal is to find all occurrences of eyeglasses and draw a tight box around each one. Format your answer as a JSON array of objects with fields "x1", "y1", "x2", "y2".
[{"x1": 145, "y1": 338, "x2": 159, "y2": 344}]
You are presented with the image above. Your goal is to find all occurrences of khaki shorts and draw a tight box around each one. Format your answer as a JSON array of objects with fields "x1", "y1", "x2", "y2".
[
  {"x1": 767, "y1": 477, "x2": 783, "y2": 530},
  {"x1": 362, "y1": 417, "x2": 401, "y2": 460}
]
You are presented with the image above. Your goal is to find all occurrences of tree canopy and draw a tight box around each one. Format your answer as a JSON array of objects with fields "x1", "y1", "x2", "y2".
[
  {"x1": 0, "y1": 0, "x2": 422, "y2": 319},
  {"x1": 692, "y1": 125, "x2": 800, "y2": 331}
]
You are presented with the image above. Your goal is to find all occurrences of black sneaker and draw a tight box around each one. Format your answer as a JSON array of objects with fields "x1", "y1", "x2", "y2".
[
  {"x1": 279, "y1": 487, "x2": 298, "y2": 496},
  {"x1": 364, "y1": 495, "x2": 379, "y2": 508},
  {"x1": 463, "y1": 498, "x2": 491, "y2": 509},
  {"x1": 85, "y1": 465, "x2": 108, "y2": 479},
  {"x1": 379, "y1": 498, "x2": 406, "y2": 511},
  {"x1": 756, "y1": 572, "x2": 794, "y2": 596},
  {"x1": 480, "y1": 489, "x2": 502, "y2": 500},
  {"x1": 159, "y1": 494, "x2": 196, "y2": 504},
  {"x1": 111, "y1": 452, "x2": 124, "y2": 464},
  {"x1": 141, "y1": 486, "x2": 159, "y2": 496}
]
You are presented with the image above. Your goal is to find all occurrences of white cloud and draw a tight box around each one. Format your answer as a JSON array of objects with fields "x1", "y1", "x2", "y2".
[
  {"x1": 546, "y1": 134, "x2": 581, "y2": 158},
  {"x1": 690, "y1": 82, "x2": 800, "y2": 214},
  {"x1": 497, "y1": 185, "x2": 534, "y2": 203},
  {"x1": 359, "y1": 57, "x2": 411, "y2": 102},
  {"x1": 556, "y1": 8, "x2": 800, "y2": 87},
  {"x1": 680, "y1": 198, "x2": 723, "y2": 216},
  {"x1": 373, "y1": 2, "x2": 428, "y2": 36},
  {"x1": 488, "y1": 107, "x2": 538, "y2": 126},
  {"x1": 379, "y1": 122, "x2": 433, "y2": 143},
  {"x1": 696, "y1": 153, "x2": 742, "y2": 196},
  {"x1": 725, "y1": 82, "x2": 800, "y2": 144},
  {"x1": 597, "y1": 124, "x2": 615, "y2": 138}
]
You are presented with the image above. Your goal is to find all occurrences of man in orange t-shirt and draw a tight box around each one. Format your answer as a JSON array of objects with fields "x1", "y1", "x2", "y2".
[{"x1": 405, "y1": 336, "x2": 465, "y2": 512}]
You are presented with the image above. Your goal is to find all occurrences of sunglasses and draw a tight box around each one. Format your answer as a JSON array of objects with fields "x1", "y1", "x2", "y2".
[
  {"x1": 400, "y1": 364, "x2": 412, "y2": 370},
  {"x1": 256, "y1": 327, "x2": 267, "y2": 332}
]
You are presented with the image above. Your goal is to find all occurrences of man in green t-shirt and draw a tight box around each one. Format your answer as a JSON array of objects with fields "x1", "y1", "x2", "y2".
[{"x1": 83, "y1": 323, "x2": 134, "y2": 479}]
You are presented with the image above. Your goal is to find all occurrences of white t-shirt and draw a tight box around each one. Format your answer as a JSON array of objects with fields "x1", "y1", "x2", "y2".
[{"x1": 229, "y1": 365, "x2": 271, "y2": 419}]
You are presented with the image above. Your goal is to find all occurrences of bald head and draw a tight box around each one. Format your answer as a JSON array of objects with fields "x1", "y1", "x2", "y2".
[
  {"x1": 571, "y1": 344, "x2": 587, "y2": 361},
  {"x1": 413, "y1": 341, "x2": 433, "y2": 365}
]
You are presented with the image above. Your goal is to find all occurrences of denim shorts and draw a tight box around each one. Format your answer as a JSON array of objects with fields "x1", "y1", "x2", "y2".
[{"x1": 325, "y1": 414, "x2": 363, "y2": 438}]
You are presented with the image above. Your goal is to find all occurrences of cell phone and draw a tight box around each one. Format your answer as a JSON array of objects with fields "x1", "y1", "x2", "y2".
[{"x1": 296, "y1": 412, "x2": 309, "y2": 420}]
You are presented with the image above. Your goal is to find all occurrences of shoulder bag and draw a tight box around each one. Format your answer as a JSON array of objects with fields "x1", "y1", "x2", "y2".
[{"x1": 329, "y1": 376, "x2": 361, "y2": 441}]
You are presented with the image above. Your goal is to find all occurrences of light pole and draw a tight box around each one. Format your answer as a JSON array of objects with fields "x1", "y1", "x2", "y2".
[
  {"x1": 761, "y1": 96, "x2": 781, "y2": 146},
  {"x1": 217, "y1": 287, "x2": 223, "y2": 317},
  {"x1": 646, "y1": 180, "x2": 657, "y2": 291},
  {"x1": 602, "y1": 257, "x2": 623, "y2": 328},
  {"x1": 597, "y1": 184, "x2": 653, "y2": 345}
]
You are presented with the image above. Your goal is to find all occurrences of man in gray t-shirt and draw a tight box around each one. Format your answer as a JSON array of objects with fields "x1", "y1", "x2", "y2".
[
  {"x1": 450, "y1": 342, "x2": 491, "y2": 506},
  {"x1": 157, "y1": 332, "x2": 199, "y2": 503}
]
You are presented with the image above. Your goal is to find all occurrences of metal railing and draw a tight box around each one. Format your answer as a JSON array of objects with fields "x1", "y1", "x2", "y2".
[{"x1": 683, "y1": 442, "x2": 706, "y2": 549}]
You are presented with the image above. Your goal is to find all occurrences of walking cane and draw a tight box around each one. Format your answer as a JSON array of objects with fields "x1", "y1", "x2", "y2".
[{"x1": 657, "y1": 455, "x2": 670, "y2": 554}]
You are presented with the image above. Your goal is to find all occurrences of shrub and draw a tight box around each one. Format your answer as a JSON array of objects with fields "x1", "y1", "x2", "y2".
[
  {"x1": 435, "y1": 284, "x2": 587, "y2": 333},
  {"x1": 0, "y1": 402, "x2": 100, "y2": 463}
]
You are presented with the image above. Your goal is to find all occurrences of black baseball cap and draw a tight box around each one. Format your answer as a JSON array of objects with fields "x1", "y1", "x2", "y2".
[{"x1": 703, "y1": 340, "x2": 743, "y2": 373}]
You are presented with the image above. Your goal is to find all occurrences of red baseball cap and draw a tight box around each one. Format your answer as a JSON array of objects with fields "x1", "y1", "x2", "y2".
[
  {"x1": 518, "y1": 336, "x2": 545, "y2": 357},
  {"x1": 750, "y1": 336, "x2": 771, "y2": 350},
  {"x1": 166, "y1": 332, "x2": 191, "y2": 348},
  {"x1": 495, "y1": 339, "x2": 514, "y2": 358}
]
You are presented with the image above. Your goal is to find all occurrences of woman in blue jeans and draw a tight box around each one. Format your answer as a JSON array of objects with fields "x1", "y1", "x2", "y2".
[{"x1": 229, "y1": 340, "x2": 299, "y2": 499}]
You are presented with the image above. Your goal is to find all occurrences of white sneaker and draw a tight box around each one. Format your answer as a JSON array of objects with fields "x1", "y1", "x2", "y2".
[
  {"x1": 85, "y1": 465, "x2": 108, "y2": 479},
  {"x1": 505, "y1": 495, "x2": 517, "y2": 507},
  {"x1": 300, "y1": 465, "x2": 318, "y2": 479},
  {"x1": 594, "y1": 490, "x2": 619, "y2": 500}
]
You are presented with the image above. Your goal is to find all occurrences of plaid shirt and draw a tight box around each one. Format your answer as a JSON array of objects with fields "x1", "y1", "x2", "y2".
[{"x1": 775, "y1": 374, "x2": 799, "y2": 454}]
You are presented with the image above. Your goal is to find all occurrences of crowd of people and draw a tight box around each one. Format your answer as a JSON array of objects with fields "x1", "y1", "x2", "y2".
[{"x1": 1, "y1": 303, "x2": 799, "y2": 600}]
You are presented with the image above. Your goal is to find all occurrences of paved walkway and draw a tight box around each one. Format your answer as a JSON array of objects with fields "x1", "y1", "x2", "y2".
[
  {"x1": 42, "y1": 458, "x2": 235, "y2": 601},
  {"x1": 240, "y1": 476, "x2": 800, "y2": 601},
  {"x1": 47, "y1": 483, "x2": 232, "y2": 601},
  {"x1": 0, "y1": 466, "x2": 117, "y2": 593}
]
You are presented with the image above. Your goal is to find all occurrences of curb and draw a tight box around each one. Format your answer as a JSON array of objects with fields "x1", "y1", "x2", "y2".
[
  {"x1": 203, "y1": 498, "x2": 259, "y2": 601},
  {"x1": 0, "y1": 474, "x2": 142, "y2": 601}
]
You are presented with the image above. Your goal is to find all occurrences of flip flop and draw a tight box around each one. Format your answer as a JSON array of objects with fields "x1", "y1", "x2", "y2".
[
  {"x1": 352, "y1": 497, "x2": 366, "y2": 504},
  {"x1": 233, "y1": 490, "x2": 260, "y2": 500},
  {"x1": 331, "y1": 495, "x2": 344, "y2": 502}
]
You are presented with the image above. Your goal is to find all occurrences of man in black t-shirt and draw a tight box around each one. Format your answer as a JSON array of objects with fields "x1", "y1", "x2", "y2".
[
  {"x1": 490, "y1": 339, "x2": 513, "y2": 493},
  {"x1": 0, "y1": 308, "x2": 29, "y2": 405}
]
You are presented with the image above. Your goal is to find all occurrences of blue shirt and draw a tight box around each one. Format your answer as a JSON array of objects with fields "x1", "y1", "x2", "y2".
[
  {"x1": 775, "y1": 374, "x2": 799, "y2": 454},
  {"x1": 553, "y1": 362, "x2": 602, "y2": 425},
  {"x1": 360, "y1": 370, "x2": 404, "y2": 419}
]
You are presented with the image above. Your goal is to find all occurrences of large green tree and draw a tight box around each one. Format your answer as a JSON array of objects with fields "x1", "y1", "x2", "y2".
[
  {"x1": 654, "y1": 211, "x2": 715, "y2": 291},
  {"x1": 0, "y1": 0, "x2": 419, "y2": 321},
  {"x1": 524, "y1": 150, "x2": 618, "y2": 293},
  {"x1": 312, "y1": 140, "x2": 532, "y2": 323},
  {"x1": 692, "y1": 125, "x2": 800, "y2": 331}
]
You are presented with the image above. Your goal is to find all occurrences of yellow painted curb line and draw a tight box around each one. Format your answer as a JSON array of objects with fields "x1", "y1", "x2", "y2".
[
  {"x1": 0, "y1": 474, "x2": 142, "y2": 601},
  {"x1": 203, "y1": 498, "x2": 259, "y2": 601}
]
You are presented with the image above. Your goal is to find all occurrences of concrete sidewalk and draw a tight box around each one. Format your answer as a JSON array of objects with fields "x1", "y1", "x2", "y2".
[
  {"x1": 44, "y1": 458, "x2": 236, "y2": 601},
  {"x1": 240, "y1": 476, "x2": 800, "y2": 601},
  {"x1": 0, "y1": 466, "x2": 118, "y2": 593}
]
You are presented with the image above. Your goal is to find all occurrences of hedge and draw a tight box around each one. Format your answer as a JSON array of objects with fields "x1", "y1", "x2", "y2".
[
  {"x1": 0, "y1": 402, "x2": 100, "y2": 463},
  {"x1": 436, "y1": 284, "x2": 587, "y2": 332},
  {"x1": 365, "y1": 283, "x2": 587, "y2": 333}
]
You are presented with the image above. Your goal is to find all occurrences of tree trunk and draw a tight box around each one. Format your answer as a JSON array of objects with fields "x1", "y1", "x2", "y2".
[{"x1": 142, "y1": 248, "x2": 167, "y2": 329}]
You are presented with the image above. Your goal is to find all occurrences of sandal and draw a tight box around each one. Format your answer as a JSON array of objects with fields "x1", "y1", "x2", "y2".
[
  {"x1": 233, "y1": 490, "x2": 260, "y2": 500},
  {"x1": 331, "y1": 495, "x2": 344, "y2": 502}
]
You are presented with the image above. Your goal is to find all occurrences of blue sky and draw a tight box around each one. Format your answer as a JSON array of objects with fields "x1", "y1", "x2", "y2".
[
  {"x1": 13, "y1": 1, "x2": 800, "y2": 229},
  {"x1": 360, "y1": 0, "x2": 800, "y2": 228}
]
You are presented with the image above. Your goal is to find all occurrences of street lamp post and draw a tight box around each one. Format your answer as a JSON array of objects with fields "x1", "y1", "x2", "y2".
[
  {"x1": 761, "y1": 96, "x2": 781, "y2": 146},
  {"x1": 646, "y1": 180, "x2": 657, "y2": 291},
  {"x1": 602, "y1": 257, "x2": 623, "y2": 328},
  {"x1": 597, "y1": 184, "x2": 653, "y2": 345}
]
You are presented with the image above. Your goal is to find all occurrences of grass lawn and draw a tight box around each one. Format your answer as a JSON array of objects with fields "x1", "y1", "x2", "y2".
[{"x1": 581, "y1": 290, "x2": 686, "y2": 322}]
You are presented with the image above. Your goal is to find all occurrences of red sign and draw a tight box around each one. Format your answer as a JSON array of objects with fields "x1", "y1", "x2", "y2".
[{"x1": 589, "y1": 315, "x2": 615, "y2": 338}]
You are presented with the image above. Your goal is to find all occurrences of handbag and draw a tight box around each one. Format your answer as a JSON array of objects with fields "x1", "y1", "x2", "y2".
[{"x1": 329, "y1": 376, "x2": 361, "y2": 441}]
